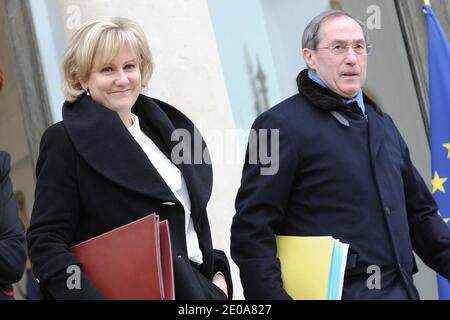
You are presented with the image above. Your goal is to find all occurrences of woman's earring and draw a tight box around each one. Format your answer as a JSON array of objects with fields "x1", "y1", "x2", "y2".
[{"x1": 86, "y1": 88, "x2": 91, "y2": 96}]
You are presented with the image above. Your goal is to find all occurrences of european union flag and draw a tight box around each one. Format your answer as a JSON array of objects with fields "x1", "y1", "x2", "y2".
[{"x1": 424, "y1": 3, "x2": 450, "y2": 300}]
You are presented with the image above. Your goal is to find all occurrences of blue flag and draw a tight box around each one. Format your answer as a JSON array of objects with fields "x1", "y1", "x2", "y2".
[{"x1": 424, "y1": 4, "x2": 450, "y2": 300}]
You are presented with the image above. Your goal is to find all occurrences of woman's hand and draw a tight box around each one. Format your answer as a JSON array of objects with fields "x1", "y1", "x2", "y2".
[{"x1": 212, "y1": 271, "x2": 228, "y2": 298}]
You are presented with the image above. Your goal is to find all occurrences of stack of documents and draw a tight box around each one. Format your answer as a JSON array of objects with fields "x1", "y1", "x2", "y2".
[
  {"x1": 71, "y1": 213, "x2": 175, "y2": 300},
  {"x1": 276, "y1": 236, "x2": 349, "y2": 300}
]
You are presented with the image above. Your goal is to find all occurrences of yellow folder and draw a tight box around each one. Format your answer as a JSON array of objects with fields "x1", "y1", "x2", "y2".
[{"x1": 276, "y1": 236, "x2": 335, "y2": 300}]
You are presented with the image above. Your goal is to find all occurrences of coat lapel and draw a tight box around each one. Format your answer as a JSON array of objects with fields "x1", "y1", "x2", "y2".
[
  {"x1": 132, "y1": 96, "x2": 213, "y2": 225},
  {"x1": 63, "y1": 94, "x2": 177, "y2": 203},
  {"x1": 62, "y1": 94, "x2": 212, "y2": 224},
  {"x1": 366, "y1": 99, "x2": 385, "y2": 161}
]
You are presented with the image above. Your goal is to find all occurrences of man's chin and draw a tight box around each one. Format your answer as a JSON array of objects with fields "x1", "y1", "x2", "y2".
[{"x1": 339, "y1": 87, "x2": 361, "y2": 99}]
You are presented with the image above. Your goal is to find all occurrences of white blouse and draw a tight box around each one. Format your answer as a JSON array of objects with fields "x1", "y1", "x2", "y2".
[{"x1": 128, "y1": 114, "x2": 203, "y2": 265}]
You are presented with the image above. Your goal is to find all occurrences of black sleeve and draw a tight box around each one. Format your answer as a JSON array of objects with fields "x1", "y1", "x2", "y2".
[
  {"x1": 231, "y1": 113, "x2": 297, "y2": 300},
  {"x1": 0, "y1": 151, "x2": 26, "y2": 285},
  {"x1": 26, "y1": 124, "x2": 105, "y2": 299}
]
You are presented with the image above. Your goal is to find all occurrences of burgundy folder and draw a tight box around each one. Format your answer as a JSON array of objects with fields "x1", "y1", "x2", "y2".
[{"x1": 71, "y1": 213, "x2": 175, "y2": 300}]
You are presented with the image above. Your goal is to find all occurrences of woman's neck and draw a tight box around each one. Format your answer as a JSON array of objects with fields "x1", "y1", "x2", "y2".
[{"x1": 118, "y1": 111, "x2": 133, "y2": 128}]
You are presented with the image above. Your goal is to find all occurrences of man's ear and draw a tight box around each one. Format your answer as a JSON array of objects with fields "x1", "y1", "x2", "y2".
[{"x1": 303, "y1": 48, "x2": 316, "y2": 70}]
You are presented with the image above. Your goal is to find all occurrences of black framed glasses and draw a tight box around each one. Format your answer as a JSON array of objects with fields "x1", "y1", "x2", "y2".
[{"x1": 316, "y1": 43, "x2": 372, "y2": 55}]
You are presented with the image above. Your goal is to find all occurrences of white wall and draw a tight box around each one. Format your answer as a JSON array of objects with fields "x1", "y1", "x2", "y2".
[
  {"x1": 261, "y1": 0, "x2": 330, "y2": 100},
  {"x1": 29, "y1": 0, "x2": 66, "y2": 122},
  {"x1": 208, "y1": 0, "x2": 282, "y2": 131}
]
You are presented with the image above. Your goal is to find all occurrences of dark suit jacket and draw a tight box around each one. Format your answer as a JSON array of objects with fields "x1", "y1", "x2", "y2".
[
  {"x1": 0, "y1": 151, "x2": 26, "y2": 299},
  {"x1": 27, "y1": 94, "x2": 232, "y2": 300},
  {"x1": 231, "y1": 70, "x2": 450, "y2": 300}
]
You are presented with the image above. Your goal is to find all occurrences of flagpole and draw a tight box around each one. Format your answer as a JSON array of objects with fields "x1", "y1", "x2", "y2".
[{"x1": 424, "y1": 0, "x2": 430, "y2": 6}]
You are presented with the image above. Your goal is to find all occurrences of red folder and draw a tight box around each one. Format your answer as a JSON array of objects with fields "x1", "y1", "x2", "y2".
[{"x1": 70, "y1": 213, "x2": 175, "y2": 300}]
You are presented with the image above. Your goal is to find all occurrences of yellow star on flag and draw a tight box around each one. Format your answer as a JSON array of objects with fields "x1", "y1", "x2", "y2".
[
  {"x1": 438, "y1": 212, "x2": 450, "y2": 224},
  {"x1": 443, "y1": 143, "x2": 450, "y2": 158},
  {"x1": 431, "y1": 171, "x2": 448, "y2": 194}
]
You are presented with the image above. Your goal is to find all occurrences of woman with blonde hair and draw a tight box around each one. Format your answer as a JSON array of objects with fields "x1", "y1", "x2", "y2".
[{"x1": 27, "y1": 17, "x2": 232, "y2": 299}]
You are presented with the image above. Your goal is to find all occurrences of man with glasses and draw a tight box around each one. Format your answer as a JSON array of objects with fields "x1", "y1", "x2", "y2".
[{"x1": 231, "y1": 10, "x2": 450, "y2": 299}]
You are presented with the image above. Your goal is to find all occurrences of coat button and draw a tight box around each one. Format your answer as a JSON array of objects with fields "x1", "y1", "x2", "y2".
[{"x1": 385, "y1": 207, "x2": 391, "y2": 216}]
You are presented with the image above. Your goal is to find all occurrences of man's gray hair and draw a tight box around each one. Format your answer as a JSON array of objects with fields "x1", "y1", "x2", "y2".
[{"x1": 302, "y1": 10, "x2": 369, "y2": 50}]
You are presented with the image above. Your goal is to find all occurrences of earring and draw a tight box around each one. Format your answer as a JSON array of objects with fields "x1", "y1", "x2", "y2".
[{"x1": 86, "y1": 88, "x2": 91, "y2": 96}]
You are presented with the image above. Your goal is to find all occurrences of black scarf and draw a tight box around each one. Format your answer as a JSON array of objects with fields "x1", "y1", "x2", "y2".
[{"x1": 296, "y1": 69, "x2": 383, "y2": 116}]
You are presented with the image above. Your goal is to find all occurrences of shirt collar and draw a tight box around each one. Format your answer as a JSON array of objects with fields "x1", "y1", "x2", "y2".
[{"x1": 307, "y1": 69, "x2": 365, "y2": 114}]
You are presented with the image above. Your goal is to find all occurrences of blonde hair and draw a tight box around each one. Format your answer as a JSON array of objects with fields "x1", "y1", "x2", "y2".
[{"x1": 63, "y1": 17, "x2": 153, "y2": 102}]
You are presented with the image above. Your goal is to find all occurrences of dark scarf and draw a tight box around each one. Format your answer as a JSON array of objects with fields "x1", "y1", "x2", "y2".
[{"x1": 296, "y1": 69, "x2": 383, "y2": 116}]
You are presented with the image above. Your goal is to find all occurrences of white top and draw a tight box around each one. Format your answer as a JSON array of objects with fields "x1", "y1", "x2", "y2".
[{"x1": 128, "y1": 114, "x2": 203, "y2": 265}]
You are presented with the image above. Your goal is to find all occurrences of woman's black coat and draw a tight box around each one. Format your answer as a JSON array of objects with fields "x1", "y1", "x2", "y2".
[
  {"x1": 0, "y1": 151, "x2": 26, "y2": 299},
  {"x1": 27, "y1": 94, "x2": 232, "y2": 299}
]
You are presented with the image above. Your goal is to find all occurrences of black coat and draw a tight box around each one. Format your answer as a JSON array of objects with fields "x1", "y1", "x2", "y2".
[
  {"x1": 27, "y1": 94, "x2": 232, "y2": 300},
  {"x1": 231, "y1": 70, "x2": 450, "y2": 300},
  {"x1": 0, "y1": 151, "x2": 26, "y2": 299}
]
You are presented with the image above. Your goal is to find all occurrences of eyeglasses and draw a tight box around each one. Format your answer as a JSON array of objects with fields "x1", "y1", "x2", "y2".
[{"x1": 316, "y1": 43, "x2": 372, "y2": 55}]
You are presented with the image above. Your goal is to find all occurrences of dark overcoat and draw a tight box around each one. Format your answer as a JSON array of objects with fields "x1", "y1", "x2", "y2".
[
  {"x1": 27, "y1": 94, "x2": 232, "y2": 299},
  {"x1": 0, "y1": 151, "x2": 26, "y2": 300},
  {"x1": 231, "y1": 70, "x2": 450, "y2": 300}
]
